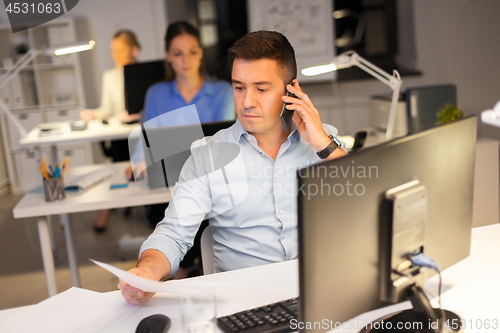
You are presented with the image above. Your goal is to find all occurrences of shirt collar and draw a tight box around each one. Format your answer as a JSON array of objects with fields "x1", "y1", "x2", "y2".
[
  {"x1": 234, "y1": 118, "x2": 301, "y2": 143},
  {"x1": 288, "y1": 121, "x2": 301, "y2": 142}
]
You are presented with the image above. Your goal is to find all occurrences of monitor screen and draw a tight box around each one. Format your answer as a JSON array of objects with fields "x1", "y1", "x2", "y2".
[
  {"x1": 124, "y1": 60, "x2": 166, "y2": 115},
  {"x1": 297, "y1": 117, "x2": 476, "y2": 332}
]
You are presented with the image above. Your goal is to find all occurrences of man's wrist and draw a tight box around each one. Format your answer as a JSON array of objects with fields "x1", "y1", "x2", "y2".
[
  {"x1": 312, "y1": 134, "x2": 334, "y2": 152},
  {"x1": 316, "y1": 135, "x2": 342, "y2": 159},
  {"x1": 137, "y1": 249, "x2": 171, "y2": 280}
]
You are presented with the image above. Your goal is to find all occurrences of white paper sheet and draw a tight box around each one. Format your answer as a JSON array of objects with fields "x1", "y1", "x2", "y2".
[
  {"x1": 0, "y1": 287, "x2": 137, "y2": 333},
  {"x1": 91, "y1": 259, "x2": 227, "y2": 294}
]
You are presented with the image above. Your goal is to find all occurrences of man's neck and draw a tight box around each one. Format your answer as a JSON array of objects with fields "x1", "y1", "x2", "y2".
[{"x1": 252, "y1": 129, "x2": 290, "y2": 161}]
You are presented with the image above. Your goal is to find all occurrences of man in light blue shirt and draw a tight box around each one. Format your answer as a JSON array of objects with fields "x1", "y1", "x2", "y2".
[{"x1": 120, "y1": 31, "x2": 347, "y2": 305}]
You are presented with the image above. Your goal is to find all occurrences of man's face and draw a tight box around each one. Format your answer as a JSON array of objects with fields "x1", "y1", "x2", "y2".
[{"x1": 232, "y1": 58, "x2": 286, "y2": 136}]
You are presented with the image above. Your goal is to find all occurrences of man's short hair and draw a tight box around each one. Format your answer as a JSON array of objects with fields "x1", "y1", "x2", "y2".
[{"x1": 228, "y1": 31, "x2": 297, "y2": 85}]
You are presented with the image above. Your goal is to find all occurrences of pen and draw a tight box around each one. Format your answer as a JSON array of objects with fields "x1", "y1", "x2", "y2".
[
  {"x1": 38, "y1": 166, "x2": 50, "y2": 180},
  {"x1": 62, "y1": 157, "x2": 69, "y2": 172},
  {"x1": 49, "y1": 165, "x2": 55, "y2": 177},
  {"x1": 54, "y1": 166, "x2": 60, "y2": 178},
  {"x1": 41, "y1": 157, "x2": 48, "y2": 174}
]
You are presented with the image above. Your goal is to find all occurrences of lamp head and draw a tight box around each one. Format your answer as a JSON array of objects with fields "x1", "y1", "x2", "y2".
[
  {"x1": 494, "y1": 100, "x2": 500, "y2": 117},
  {"x1": 301, "y1": 51, "x2": 357, "y2": 77},
  {"x1": 480, "y1": 100, "x2": 500, "y2": 126},
  {"x1": 45, "y1": 40, "x2": 96, "y2": 56}
]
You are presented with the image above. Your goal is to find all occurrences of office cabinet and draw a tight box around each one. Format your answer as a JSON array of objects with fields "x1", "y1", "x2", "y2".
[{"x1": 0, "y1": 18, "x2": 92, "y2": 193}]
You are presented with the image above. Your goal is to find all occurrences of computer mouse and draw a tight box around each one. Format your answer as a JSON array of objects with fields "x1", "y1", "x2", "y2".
[{"x1": 135, "y1": 314, "x2": 171, "y2": 333}]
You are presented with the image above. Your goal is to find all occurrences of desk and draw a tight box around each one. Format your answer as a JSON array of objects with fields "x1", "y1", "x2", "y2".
[
  {"x1": 0, "y1": 224, "x2": 499, "y2": 332},
  {"x1": 18, "y1": 118, "x2": 139, "y2": 148},
  {"x1": 13, "y1": 162, "x2": 172, "y2": 297}
]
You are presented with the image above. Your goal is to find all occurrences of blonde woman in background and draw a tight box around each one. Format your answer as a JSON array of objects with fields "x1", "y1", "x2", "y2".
[{"x1": 80, "y1": 30, "x2": 142, "y2": 232}]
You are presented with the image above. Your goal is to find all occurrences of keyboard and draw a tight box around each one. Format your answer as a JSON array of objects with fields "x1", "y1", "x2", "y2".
[{"x1": 217, "y1": 297, "x2": 299, "y2": 333}]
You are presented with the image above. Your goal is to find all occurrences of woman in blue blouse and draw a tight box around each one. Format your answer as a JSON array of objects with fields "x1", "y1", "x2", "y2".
[
  {"x1": 143, "y1": 21, "x2": 234, "y2": 126},
  {"x1": 127, "y1": 21, "x2": 235, "y2": 279},
  {"x1": 128, "y1": 21, "x2": 235, "y2": 173}
]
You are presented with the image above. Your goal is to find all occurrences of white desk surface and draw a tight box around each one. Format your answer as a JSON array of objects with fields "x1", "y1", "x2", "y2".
[
  {"x1": 1, "y1": 224, "x2": 499, "y2": 332},
  {"x1": 13, "y1": 162, "x2": 172, "y2": 218},
  {"x1": 18, "y1": 118, "x2": 139, "y2": 148}
]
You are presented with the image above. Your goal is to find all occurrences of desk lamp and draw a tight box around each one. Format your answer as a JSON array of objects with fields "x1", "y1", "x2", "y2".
[
  {"x1": 480, "y1": 100, "x2": 500, "y2": 127},
  {"x1": 301, "y1": 50, "x2": 402, "y2": 141},
  {"x1": 0, "y1": 40, "x2": 95, "y2": 137}
]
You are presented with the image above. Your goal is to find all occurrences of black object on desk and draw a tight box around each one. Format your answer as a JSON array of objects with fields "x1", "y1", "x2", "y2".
[
  {"x1": 124, "y1": 60, "x2": 166, "y2": 115},
  {"x1": 217, "y1": 297, "x2": 299, "y2": 333},
  {"x1": 135, "y1": 314, "x2": 171, "y2": 333}
]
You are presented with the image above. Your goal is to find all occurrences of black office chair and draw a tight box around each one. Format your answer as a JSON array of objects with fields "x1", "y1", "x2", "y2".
[{"x1": 351, "y1": 130, "x2": 367, "y2": 151}]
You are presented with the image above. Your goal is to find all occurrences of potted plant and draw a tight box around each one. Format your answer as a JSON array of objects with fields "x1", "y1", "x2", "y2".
[{"x1": 436, "y1": 104, "x2": 464, "y2": 125}]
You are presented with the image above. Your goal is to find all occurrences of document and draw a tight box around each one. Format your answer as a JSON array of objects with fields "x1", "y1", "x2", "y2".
[
  {"x1": 91, "y1": 259, "x2": 227, "y2": 293},
  {"x1": 0, "y1": 288, "x2": 137, "y2": 333}
]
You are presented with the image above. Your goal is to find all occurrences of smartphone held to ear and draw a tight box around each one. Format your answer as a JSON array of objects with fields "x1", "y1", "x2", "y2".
[{"x1": 280, "y1": 81, "x2": 298, "y2": 132}]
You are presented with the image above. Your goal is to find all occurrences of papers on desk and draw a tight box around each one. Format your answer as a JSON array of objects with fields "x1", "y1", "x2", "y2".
[
  {"x1": 65, "y1": 168, "x2": 114, "y2": 191},
  {"x1": 91, "y1": 259, "x2": 227, "y2": 293},
  {"x1": 38, "y1": 123, "x2": 63, "y2": 137},
  {"x1": 0, "y1": 288, "x2": 140, "y2": 333}
]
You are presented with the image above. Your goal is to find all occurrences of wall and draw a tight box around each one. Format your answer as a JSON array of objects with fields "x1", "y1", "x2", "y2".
[
  {"x1": 64, "y1": 0, "x2": 168, "y2": 108},
  {"x1": 303, "y1": 0, "x2": 500, "y2": 138},
  {"x1": 0, "y1": 0, "x2": 167, "y2": 109}
]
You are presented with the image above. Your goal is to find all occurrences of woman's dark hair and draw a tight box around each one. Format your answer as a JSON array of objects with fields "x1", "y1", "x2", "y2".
[
  {"x1": 113, "y1": 29, "x2": 141, "y2": 50},
  {"x1": 228, "y1": 31, "x2": 297, "y2": 84},
  {"x1": 164, "y1": 21, "x2": 205, "y2": 81}
]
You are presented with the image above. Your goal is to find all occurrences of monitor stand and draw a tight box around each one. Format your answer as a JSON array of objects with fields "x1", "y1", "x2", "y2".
[{"x1": 360, "y1": 284, "x2": 462, "y2": 333}]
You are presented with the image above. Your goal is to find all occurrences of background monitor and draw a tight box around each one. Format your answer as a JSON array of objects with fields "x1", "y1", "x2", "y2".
[
  {"x1": 405, "y1": 84, "x2": 457, "y2": 134},
  {"x1": 124, "y1": 60, "x2": 166, "y2": 115},
  {"x1": 297, "y1": 117, "x2": 476, "y2": 331}
]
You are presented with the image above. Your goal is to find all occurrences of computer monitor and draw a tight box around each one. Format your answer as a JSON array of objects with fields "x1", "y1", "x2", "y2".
[
  {"x1": 297, "y1": 117, "x2": 476, "y2": 332},
  {"x1": 124, "y1": 60, "x2": 166, "y2": 115},
  {"x1": 406, "y1": 84, "x2": 457, "y2": 134}
]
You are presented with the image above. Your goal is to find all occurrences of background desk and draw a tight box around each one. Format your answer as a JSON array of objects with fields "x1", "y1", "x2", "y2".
[
  {"x1": 13, "y1": 162, "x2": 172, "y2": 297},
  {"x1": 0, "y1": 224, "x2": 499, "y2": 332},
  {"x1": 4, "y1": 118, "x2": 138, "y2": 193},
  {"x1": 19, "y1": 118, "x2": 138, "y2": 148}
]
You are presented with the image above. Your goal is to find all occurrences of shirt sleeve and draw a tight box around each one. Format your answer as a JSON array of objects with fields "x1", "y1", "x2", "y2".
[
  {"x1": 322, "y1": 123, "x2": 349, "y2": 153},
  {"x1": 143, "y1": 84, "x2": 158, "y2": 123},
  {"x1": 139, "y1": 140, "x2": 213, "y2": 273},
  {"x1": 215, "y1": 82, "x2": 236, "y2": 121},
  {"x1": 131, "y1": 84, "x2": 161, "y2": 164},
  {"x1": 93, "y1": 70, "x2": 116, "y2": 120}
]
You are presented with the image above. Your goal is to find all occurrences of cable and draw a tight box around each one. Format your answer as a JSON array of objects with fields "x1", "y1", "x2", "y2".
[
  {"x1": 399, "y1": 253, "x2": 443, "y2": 309},
  {"x1": 409, "y1": 253, "x2": 441, "y2": 272}
]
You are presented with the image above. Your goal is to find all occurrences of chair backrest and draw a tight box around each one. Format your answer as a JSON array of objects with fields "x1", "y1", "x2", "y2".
[{"x1": 200, "y1": 225, "x2": 214, "y2": 275}]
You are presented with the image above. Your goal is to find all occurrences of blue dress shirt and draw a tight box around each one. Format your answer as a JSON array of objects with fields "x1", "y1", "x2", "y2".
[{"x1": 140, "y1": 119, "x2": 346, "y2": 274}]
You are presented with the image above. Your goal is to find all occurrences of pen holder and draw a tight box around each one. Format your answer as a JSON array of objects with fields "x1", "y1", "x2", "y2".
[{"x1": 43, "y1": 177, "x2": 66, "y2": 202}]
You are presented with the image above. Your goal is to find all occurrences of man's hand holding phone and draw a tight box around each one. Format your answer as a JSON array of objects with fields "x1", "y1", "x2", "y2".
[{"x1": 282, "y1": 80, "x2": 341, "y2": 155}]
